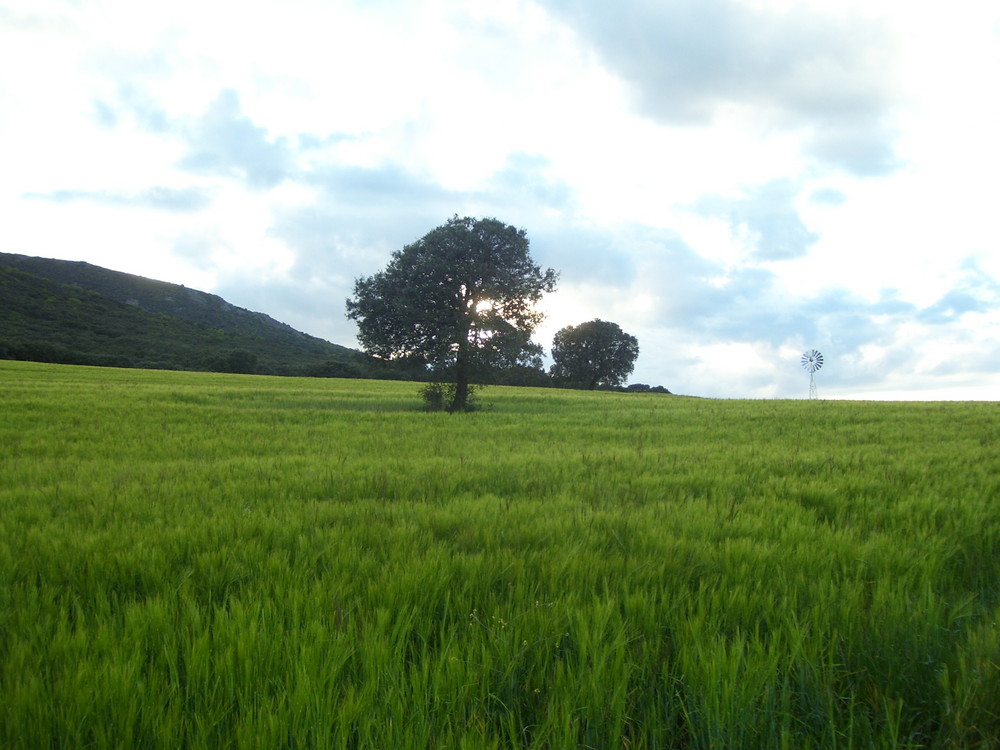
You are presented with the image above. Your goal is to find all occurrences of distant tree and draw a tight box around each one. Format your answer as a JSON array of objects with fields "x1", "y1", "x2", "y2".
[
  {"x1": 626, "y1": 383, "x2": 671, "y2": 394},
  {"x1": 303, "y1": 359, "x2": 365, "y2": 379},
  {"x1": 345, "y1": 216, "x2": 558, "y2": 412},
  {"x1": 550, "y1": 319, "x2": 639, "y2": 390},
  {"x1": 213, "y1": 349, "x2": 259, "y2": 374}
]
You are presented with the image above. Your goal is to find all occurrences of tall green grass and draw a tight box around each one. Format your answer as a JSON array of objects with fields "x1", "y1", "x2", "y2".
[{"x1": 1, "y1": 360, "x2": 999, "y2": 748}]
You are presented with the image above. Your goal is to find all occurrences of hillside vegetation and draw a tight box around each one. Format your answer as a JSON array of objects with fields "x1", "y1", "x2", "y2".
[
  {"x1": 2, "y1": 361, "x2": 999, "y2": 748},
  {"x1": 0, "y1": 253, "x2": 394, "y2": 377}
]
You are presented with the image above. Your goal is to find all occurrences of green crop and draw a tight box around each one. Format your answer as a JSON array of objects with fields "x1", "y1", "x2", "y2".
[{"x1": 2, "y1": 360, "x2": 999, "y2": 748}]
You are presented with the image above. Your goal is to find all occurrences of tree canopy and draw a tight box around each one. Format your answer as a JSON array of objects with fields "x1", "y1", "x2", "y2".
[
  {"x1": 345, "y1": 216, "x2": 558, "y2": 411},
  {"x1": 550, "y1": 319, "x2": 639, "y2": 390}
]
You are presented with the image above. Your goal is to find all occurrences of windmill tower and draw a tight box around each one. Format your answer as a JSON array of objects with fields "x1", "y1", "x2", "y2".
[{"x1": 800, "y1": 349, "x2": 823, "y2": 399}]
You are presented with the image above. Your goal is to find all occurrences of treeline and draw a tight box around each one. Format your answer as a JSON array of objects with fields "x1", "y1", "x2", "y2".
[{"x1": 0, "y1": 256, "x2": 670, "y2": 392}]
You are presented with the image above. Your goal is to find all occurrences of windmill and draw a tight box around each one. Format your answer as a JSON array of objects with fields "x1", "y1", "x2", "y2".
[{"x1": 800, "y1": 349, "x2": 824, "y2": 399}]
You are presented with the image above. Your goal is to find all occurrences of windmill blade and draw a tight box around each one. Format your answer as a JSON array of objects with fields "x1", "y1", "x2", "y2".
[{"x1": 800, "y1": 349, "x2": 824, "y2": 374}]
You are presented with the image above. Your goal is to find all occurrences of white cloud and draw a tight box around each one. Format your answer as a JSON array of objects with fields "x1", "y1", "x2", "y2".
[
  {"x1": 2, "y1": 0, "x2": 999, "y2": 399},
  {"x1": 536, "y1": 0, "x2": 904, "y2": 174}
]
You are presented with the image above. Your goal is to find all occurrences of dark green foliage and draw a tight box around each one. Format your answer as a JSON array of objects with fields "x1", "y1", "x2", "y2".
[
  {"x1": 346, "y1": 216, "x2": 558, "y2": 411},
  {"x1": 210, "y1": 350, "x2": 259, "y2": 374},
  {"x1": 0, "y1": 255, "x2": 405, "y2": 379},
  {"x1": 551, "y1": 318, "x2": 640, "y2": 389},
  {"x1": 301, "y1": 359, "x2": 367, "y2": 379},
  {"x1": 0, "y1": 252, "x2": 336, "y2": 345},
  {"x1": 420, "y1": 381, "x2": 481, "y2": 412},
  {"x1": 626, "y1": 382, "x2": 671, "y2": 393},
  {"x1": 482, "y1": 363, "x2": 552, "y2": 387}
]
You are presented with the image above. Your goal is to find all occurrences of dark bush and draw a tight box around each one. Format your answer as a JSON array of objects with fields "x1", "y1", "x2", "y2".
[{"x1": 420, "y1": 382, "x2": 481, "y2": 412}]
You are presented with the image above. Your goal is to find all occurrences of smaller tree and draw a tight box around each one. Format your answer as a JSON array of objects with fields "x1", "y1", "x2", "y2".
[{"x1": 550, "y1": 319, "x2": 639, "y2": 390}]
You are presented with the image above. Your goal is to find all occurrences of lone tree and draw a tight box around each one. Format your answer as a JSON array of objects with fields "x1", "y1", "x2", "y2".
[
  {"x1": 550, "y1": 319, "x2": 639, "y2": 390},
  {"x1": 346, "y1": 216, "x2": 558, "y2": 412}
]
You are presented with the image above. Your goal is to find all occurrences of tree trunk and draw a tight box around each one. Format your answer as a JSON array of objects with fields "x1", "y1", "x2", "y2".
[
  {"x1": 450, "y1": 358, "x2": 469, "y2": 412},
  {"x1": 450, "y1": 342, "x2": 470, "y2": 412}
]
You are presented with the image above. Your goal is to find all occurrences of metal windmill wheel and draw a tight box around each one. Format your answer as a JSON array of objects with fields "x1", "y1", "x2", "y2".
[{"x1": 801, "y1": 349, "x2": 823, "y2": 399}]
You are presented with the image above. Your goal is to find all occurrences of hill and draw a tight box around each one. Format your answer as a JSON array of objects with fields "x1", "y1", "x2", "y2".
[{"x1": 0, "y1": 252, "x2": 399, "y2": 377}]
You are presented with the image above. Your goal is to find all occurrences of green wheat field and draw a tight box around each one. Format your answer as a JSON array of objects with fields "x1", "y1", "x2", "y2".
[{"x1": 2, "y1": 360, "x2": 999, "y2": 749}]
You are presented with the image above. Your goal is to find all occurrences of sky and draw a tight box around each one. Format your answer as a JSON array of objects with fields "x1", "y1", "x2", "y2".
[{"x1": 2, "y1": 0, "x2": 999, "y2": 399}]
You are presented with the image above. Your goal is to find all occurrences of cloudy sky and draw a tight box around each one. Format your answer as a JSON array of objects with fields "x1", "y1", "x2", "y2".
[{"x1": 2, "y1": 0, "x2": 999, "y2": 398}]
